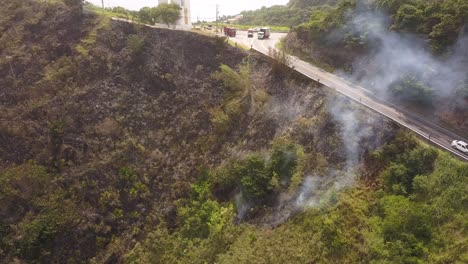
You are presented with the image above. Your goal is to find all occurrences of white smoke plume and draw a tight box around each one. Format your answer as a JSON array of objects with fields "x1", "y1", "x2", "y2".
[
  {"x1": 293, "y1": 98, "x2": 374, "y2": 207},
  {"x1": 268, "y1": 7, "x2": 467, "y2": 226},
  {"x1": 268, "y1": 97, "x2": 377, "y2": 226},
  {"x1": 336, "y1": 11, "x2": 468, "y2": 100}
]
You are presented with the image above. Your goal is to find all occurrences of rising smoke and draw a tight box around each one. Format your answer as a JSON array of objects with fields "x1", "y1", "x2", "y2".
[
  {"x1": 336, "y1": 10, "x2": 468, "y2": 101},
  {"x1": 256, "y1": 4, "x2": 466, "y2": 226},
  {"x1": 267, "y1": 96, "x2": 379, "y2": 226},
  {"x1": 286, "y1": 9, "x2": 467, "y2": 219},
  {"x1": 283, "y1": 9, "x2": 467, "y2": 222},
  {"x1": 293, "y1": 97, "x2": 376, "y2": 207}
]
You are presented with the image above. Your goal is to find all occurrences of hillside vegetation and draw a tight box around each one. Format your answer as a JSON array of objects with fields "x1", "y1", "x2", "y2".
[
  {"x1": 239, "y1": 0, "x2": 468, "y2": 134},
  {"x1": 239, "y1": 0, "x2": 466, "y2": 53},
  {"x1": 0, "y1": 0, "x2": 467, "y2": 263}
]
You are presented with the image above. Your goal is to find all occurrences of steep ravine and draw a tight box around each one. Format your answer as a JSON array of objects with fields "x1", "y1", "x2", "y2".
[{"x1": 0, "y1": 1, "x2": 433, "y2": 263}]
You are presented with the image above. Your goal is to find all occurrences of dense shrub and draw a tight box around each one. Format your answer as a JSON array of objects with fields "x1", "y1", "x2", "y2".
[
  {"x1": 127, "y1": 34, "x2": 146, "y2": 61},
  {"x1": 210, "y1": 139, "x2": 305, "y2": 202},
  {"x1": 382, "y1": 145, "x2": 438, "y2": 195},
  {"x1": 210, "y1": 63, "x2": 269, "y2": 133},
  {"x1": 389, "y1": 75, "x2": 434, "y2": 105},
  {"x1": 44, "y1": 56, "x2": 77, "y2": 83},
  {"x1": 0, "y1": 163, "x2": 79, "y2": 262}
]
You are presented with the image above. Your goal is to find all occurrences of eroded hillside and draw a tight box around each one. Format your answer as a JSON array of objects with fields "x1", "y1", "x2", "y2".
[{"x1": 1, "y1": 1, "x2": 467, "y2": 263}]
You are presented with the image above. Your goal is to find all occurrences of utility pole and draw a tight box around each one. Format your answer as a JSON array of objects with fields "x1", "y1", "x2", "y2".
[
  {"x1": 101, "y1": 0, "x2": 104, "y2": 9},
  {"x1": 216, "y1": 4, "x2": 219, "y2": 33}
]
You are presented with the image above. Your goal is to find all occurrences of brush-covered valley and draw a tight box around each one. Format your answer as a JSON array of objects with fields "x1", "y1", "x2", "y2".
[{"x1": 0, "y1": 0, "x2": 467, "y2": 263}]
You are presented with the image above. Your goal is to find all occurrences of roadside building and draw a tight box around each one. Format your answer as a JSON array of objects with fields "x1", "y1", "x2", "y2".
[{"x1": 227, "y1": 14, "x2": 244, "y2": 24}]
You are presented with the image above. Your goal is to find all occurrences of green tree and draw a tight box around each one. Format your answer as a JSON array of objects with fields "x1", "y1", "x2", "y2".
[
  {"x1": 153, "y1": 3, "x2": 182, "y2": 28},
  {"x1": 389, "y1": 75, "x2": 433, "y2": 105},
  {"x1": 213, "y1": 63, "x2": 268, "y2": 116},
  {"x1": 380, "y1": 195, "x2": 432, "y2": 261},
  {"x1": 382, "y1": 146, "x2": 437, "y2": 195},
  {"x1": 376, "y1": 0, "x2": 417, "y2": 14},
  {"x1": 394, "y1": 4, "x2": 424, "y2": 31},
  {"x1": 235, "y1": 155, "x2": 273, "y2": 201},
  {"x1": 269, "y1": 138, "x2": 304, "y2": 188},
  {"x1": 138, "y1": 7, "x2": 153, "y2": 24},
  {"x1": 382, "y1": 164, "x2": 411, "y2": 195}
]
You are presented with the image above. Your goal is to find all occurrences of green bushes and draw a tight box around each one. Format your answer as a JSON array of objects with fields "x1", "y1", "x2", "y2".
[
  {"x1": 269, "y1": 138, "x2": 305, "y2": 189},
  {"x1": 0, "y1": 163, "x2": 52, "y2": 215},
  {"x1": 382, "y1": 0, "x2": 467, "y2": 51},
  {"x1": 394, "y1": 4, "x2": 424, "y2": 31},
  {"x1": 178, "y1": 190, "x2": 233, "y2": 239},
  {"x1": 209, "y1": 108, "x2": 231, "y2": 133},
  {"x1": 382, "y1": 164, "x2": 412, "y2": 195},
  {"x1": 211, "y1": 154, "x2": 274, "y2": 201},
  {"x1": 213, "y1": 63, "x2": 251, "y2": 96},
  {"x1": 211, "y1": 138, "x2": 305, "y2": 202},
  {"x1": 0, "y1": 163, "x2": 79, "y2": 262},
  {"x1": 43, "y1": 56, "x2": 77, "y2": 83},
  {"x1": 298, "y1": 0, "x2": 356, "y2": 38},
  {"x1": 236, "y1": 154, "x2": 274, "y2": 200},
  {"x1": 366, "y1": 133, "x2": 465, "y2": 263},
  {"x1": 382, "y1": 145, "x2": 438, "y2": 195},
  {"x1": 127, "y1": 34, "x2": 146, "y2": 60},
  {"x1": 125, "y1": 132, "x2": 467, "y2": 264},
  {"x1": 210, "y1": 63, "x2": 269, "y2": 133},
  {"x1": 380, "y1": 195, "x2": 432, "y2": 242},
  {"x1": 389, "y1": 75, "x2": 434, "y2": 105}
]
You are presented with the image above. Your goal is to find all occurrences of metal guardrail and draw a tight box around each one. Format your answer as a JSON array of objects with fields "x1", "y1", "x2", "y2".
[
  {"x1": 250, "y1": 47, "x2": 468, "y2": 161},
  {"x1": 370, "y1": 94, "x2": 468, "y2": 140},
  {"x1": 106, "y1": 17, "x2": 468, "y2": 161}
]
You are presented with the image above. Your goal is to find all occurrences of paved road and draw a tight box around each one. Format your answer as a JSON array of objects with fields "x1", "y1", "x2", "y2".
[
  {"x1": 231, "y1": 31, "x2": 468, "y2": 161},
  {"x1": 110, "y1": 17, "x2": 468, "y2": 161}
]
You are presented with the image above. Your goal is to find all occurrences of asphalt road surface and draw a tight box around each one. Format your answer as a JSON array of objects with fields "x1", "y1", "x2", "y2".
[
  {"x1": 110, "y1": 17, "x2": 468, "y2": 162},
  {"x1": 231, "y1": 30, "x2": 468, "y2": 162}
]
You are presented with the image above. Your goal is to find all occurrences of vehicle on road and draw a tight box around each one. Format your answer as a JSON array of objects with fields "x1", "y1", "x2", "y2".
[
  {"x1": 223, "y1": 26, "x2": 237, "y2": 37},
  {"x1": 258, "y1": 27, "x2": 270, "y2": 39},
  {"x1": 451, "y1": 140, "x2": 468, "y2": 154},
  {"x1": 248, "y1": 28, "x2": 254, "y2": 38}
]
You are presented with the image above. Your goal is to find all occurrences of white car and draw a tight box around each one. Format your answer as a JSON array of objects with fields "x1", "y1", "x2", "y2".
[{"x1": 451, "y1": 140, "x2": 468, "y2": 154}]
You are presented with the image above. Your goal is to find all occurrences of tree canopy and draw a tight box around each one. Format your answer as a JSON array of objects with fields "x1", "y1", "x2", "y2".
[
  {"x1": 137, "y1": 4, "x2": 181, "y2": 27},
  {"x1": 152, "y1": 3, "x2": 182, "y2": 28}
]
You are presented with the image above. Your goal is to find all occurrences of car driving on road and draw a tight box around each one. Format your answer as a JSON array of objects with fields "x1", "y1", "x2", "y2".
[{"x1": 451, "y1": 140, "x2": 468, "y2": 154}]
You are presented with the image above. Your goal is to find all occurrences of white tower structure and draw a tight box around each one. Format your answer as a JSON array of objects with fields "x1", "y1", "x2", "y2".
[{"x1": 158, "y1": 0, "x2": 192, "y2": 30}]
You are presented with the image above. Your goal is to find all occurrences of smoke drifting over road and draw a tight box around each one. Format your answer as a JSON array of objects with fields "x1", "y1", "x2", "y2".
[
  {"x1": 337, "y1": 11, "x2": 468, "y2": 101},
  {"x1": 287, "y1": 11, "x2": 466, "y2": 220},
  {"x1": 267, "y1": 6, "x2": 466, "y2": 226}
]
